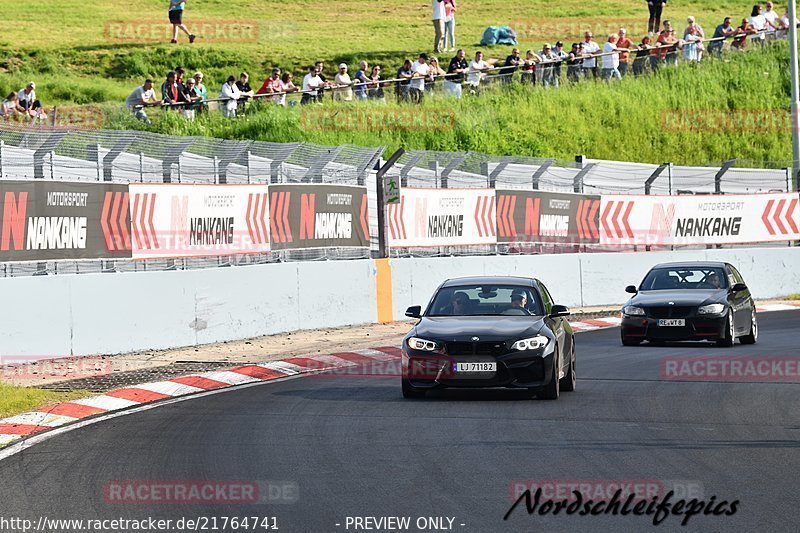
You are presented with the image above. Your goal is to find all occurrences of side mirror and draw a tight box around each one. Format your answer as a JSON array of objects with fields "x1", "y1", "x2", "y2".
[
  {"x1": 550, "y1": 304, "x2": 570, "y2": 317},
  {"x1": 625, "y1": 285, "x2": 638, "y2": 294},
  {"x1": 731, "y1": 282, "x2": 747, "y2": 292},
  {"x1": 405, "y1": 305, "x2": 422, "y2": 319}
]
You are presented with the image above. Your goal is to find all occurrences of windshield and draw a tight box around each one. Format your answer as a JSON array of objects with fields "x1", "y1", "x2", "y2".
[
  {"x1": 640, "y1": 267, "x2": 729, "y2": 291},
  {"x1": 427, "y1": 284, "x2": 544, "y2": 316}
]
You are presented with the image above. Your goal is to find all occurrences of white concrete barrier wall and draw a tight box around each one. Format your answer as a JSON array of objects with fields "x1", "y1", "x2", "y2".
[
  {"x1": 390, "y1": 247, "x2": 800, "y2": 316},
  {"x1": 1, "y1": 259, "x2": 378, "y2": 358}
]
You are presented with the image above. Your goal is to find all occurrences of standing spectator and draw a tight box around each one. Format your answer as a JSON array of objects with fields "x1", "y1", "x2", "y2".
[
  {"x1": 708, "y1": 17, "x2": 734, "y2": 55},
  {"x1": 161, "y1": 71, "x2": 185, "y2": 109},
  {"x1": 367, "y1": 65, "x2": 385, "y2": 101},
  {"x1": 601, "y1": 35, "x2": 623, "y2": 80},
  {"x1": 174, "y1": 67, "x2": 186, "y2": 87},
  {"x1": 732, "y1": 18, "x2": 756, "y2": 50},
  {"x1": 301, "y1": 65, "x2": 324, "y2": 105},
  {"x1": 780, "y1": 9, "x2": 800, "y2": 36},
  {"x1": 502, "y1": 48, "x2": 523, "y2": 84},
  {"x1": 581, "y1": 32, "x2": 601, "y2": 79},
  {"x1": 683, "y1": 17, "x2": 704, "y2": 62},
  {"x1": 2, "y1": 92, "x2": 26, "y2": 121},
  {"x1": 763, "y1": 2, "x2": 781, "y2": 37},
  {"x1": 467, "y1": 51, "x2": 491, "y2": 92},
  {"x1": 193, "y1": 72, "x2": 207, "y2": 106},
  {"x1": 256, "y1": 68, "x2": 283, "y2": 99},
  {"x1": 17, "y1": 82, "x2": 47, "y2": 122},
  {"x1": 181, "y1": 78, "x2": 202, "y2": 120},
  {"x1": 432, "y1": 0, "x2": 446, "y2": 54},
  {"x1": 124, "y1": 79, "x2": 160, "y2": 126},
  {"x1": 521, "y1": 50, "x2": 541, "y2": 84},
  {"x1": 647, "y1": 0, "x2": 667, "y2": 35},
  {"x1": 427, "y1": 57, "x2": 446, "y2": 94},
  {"x1": 354, "y1": 61, "x2": 370, "y2": 101},
  {"x1": 236, "y1": 72, "x2": 254, "y2": 112},
  {"x1": 566, "y1": 43, "x2": 584, "y2": 82},
  {"x1": 633, "y1": 36, "x2": 652, "y2": 76},
  {"x1": 443, "y1": 0, "x2": 457, "y2": 52},
  {"x1": 219, "y1": 76, "x2": 241, "y2": 118},
  {"x1": 168, "y1": 0, "x2": 195, "y2": 44},
  {"x1": 409, "y1": 54, "x2": 431, "y2": 103},
  {"x1": 396, "y1": 59, "x2": 415, "y2": 102},
  {"x1": 277, "y1": 72, "x2": 299, "y2": 106},
  {"x1": 656, "y1": 21, "x2": 680, "y2": 67},
  {"x1": 749, "y1": 5, "x2": 775, "y2": 45},
  {"x1": 314, "y1": 61, "x2": 331, "y2": 101},
  {"x1": 538, "y1": 44, "x2": 558, "y2": 87},
  {"x1": 444, "y1": 49, "x2": 468, "y2": 98},
  {"x1": 334, "y1": 63, "x2": 354, "y2": 101},
  {"x1": 553, "y1": 42, "x2": 569, "y2": 83},
  {"x1": 617, "y1": 29, "x2": 635, "y2": 76}
]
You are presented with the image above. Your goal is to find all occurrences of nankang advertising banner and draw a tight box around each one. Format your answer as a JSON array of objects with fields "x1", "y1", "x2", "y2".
[
  {"x1": 599, "y1": 192, "x2": 800, "y2": 246},
  {"x1": 128, "y1": 184, "x2": 271, "y2": 258},
  {"x1": 0, "y1": 180, "x2": 131, "y2": 261},
  {"x1": 268, "y1": 184, "x2": 370, "y2": 250},
  {"x1": 387, "y1": 188, "x2": 497, "y2": 248},
  {"x1": 495, "y1": 190, "x2": 601, "y2": 244}
]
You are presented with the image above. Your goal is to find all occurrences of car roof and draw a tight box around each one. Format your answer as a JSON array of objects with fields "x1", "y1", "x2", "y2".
[
  {"x1": 440, "y1": 276, "x2": 537, "y2": 288},
  {"x1": 652, "y1": 261, "x2": 728, "y2": 269}
]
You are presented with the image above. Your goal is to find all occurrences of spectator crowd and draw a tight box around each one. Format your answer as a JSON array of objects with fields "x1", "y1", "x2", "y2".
[{"x1": 117, "y1": 3, "x2": 800, "y2": 125}]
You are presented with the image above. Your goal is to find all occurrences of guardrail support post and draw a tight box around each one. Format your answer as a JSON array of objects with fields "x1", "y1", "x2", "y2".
[
  {"x1": 375, "y1": 147, "x2": 405, "y2": 258},
  {"x1": 531, "y1": 158, "x2": 553, "y2": 190},
  {"x1": 573, "y1": 162, "x2": 594, "y2": 193},
  {"x1": 715, "y1": 158, "x2": 736, "y2": 193}
]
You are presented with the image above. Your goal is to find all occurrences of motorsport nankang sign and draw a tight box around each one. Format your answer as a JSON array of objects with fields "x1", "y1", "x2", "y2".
[
  {"x1": 0, "y1": 180, "x2": 131, "y2": 261},
  {"x1": 268, "y1": 184, "x2": 370, "y2": 250},
  {"x1": 387, "y1": 188, "x2": 496, "y2": 248},
  {"x1": 128, "y1": 183, "x2": 271, "y2": 258},
  {"x1": 496, "y1": 190, "x2": 600, "y2": 244},
  {"x1": 599, "y1": 192, "x2": 800, "y2": 246}
]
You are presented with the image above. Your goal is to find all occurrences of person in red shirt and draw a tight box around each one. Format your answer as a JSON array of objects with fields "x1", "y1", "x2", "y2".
[
  {"x1": 616, "y1": 28, "x2": 636, "y2": 76},
  {"x1": 257, "y1": 68, "x2": 283, "y2": 102}
]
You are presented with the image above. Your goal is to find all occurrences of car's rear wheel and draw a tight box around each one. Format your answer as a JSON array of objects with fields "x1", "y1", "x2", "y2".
[
  {"x1": 538, "y1": 352, "x2": 560, "y2": 400},
  {"x1": 621, "y1": 332, "x2": 642, "y2": 346},
  {"x1": 560, "y1": 344, "x2": 576, "y2": 392},
  {"x1": 740, "y1": 308, "x2": 758, "y2": 345},
  {"x1": 401, "y1": 378, "x2": 426, "y2": 399},
  {"x1": 716, "y1": 311, "x2": 735, "y2": 347}
]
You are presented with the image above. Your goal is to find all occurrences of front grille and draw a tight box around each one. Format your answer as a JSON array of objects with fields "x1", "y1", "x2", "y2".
[
  {"x1": 445, "y1": 341, "x2": 507, "y2": 356},
  {"x1": 647, "y1": 306, "x2": 693, "y2": 318}
]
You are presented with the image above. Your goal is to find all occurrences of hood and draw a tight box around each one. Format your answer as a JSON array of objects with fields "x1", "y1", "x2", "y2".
[
  {"x1": 629, "y1": 289, "x2": 727, "y2": 307},
  {"x1": 413, "y1": 316, "x2": 545, "y2": 342}
]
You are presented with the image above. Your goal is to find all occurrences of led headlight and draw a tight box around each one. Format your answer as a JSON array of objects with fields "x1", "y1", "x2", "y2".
[
  {"x1": 511, "y1": 335, "x2": 550, "y2": 351},
  {"x1": 408, "y1": 337, "x2": 441, "y2": 352},
  {"x1": 622, "y1": 305, "x2": 646, "y2": 316},
  {"x1": 698, "y1": 303, "x2": 726, "y2": 315}
]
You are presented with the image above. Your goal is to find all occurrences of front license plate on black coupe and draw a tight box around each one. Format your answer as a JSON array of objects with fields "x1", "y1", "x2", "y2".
[
  {"x1": 658, "y1": 319, "x2": 685, "y2": 327},
  {"x1": 455, "y1": 362, "x2": 496, "y2": 372}
]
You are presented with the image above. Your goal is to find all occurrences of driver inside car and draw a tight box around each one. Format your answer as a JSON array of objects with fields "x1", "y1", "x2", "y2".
[
  {"x1": 510, "y1": 290, "x2": 527, "y2": 310},
  {"x1": 706, "y1": 273, "x2": 721, "y2": 288},
  {"x1": 450, "y1": 291, "x2": 470, "y2": 315}
]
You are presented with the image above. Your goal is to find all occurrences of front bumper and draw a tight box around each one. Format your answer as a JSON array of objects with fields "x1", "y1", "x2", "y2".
[
  {"x1": 402, "y1": 347, "x2": 556, "y2": 390},
  {"x1": 621, "y1": 313, "x2": 727, "y2": 341}
]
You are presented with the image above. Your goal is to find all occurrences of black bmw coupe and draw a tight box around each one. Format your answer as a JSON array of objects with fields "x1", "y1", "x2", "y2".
[
  {"x1": 620, "y1": 261, "x2": 757, "y2": 347},
  {"x1": 401, "y1": 276, "x2": 576, "y2": 399}
]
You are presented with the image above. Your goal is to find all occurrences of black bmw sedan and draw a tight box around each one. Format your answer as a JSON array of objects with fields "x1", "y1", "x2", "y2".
[
  {"x1": 620, "y1": 261, "x2": 757, "y2": 347},
  {"x1": 401, "y1": 276, "x2": 575, "y2": 400}
]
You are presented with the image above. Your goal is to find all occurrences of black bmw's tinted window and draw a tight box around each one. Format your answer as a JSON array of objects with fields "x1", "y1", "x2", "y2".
[
  {"x1": 640, "y1": 267, "x2": 728, "y2": 290},
  {"x1": 427, "y1": 285, "x2": 544, "y2": 316}
]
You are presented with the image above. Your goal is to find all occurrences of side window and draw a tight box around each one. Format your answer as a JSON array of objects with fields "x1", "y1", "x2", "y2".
[
  {"x1": 729, "y1": 265, "x2": 744, "y2": 284},
  {"x1": 538, "y1": 282, "x2": 553, "y2": 314}
]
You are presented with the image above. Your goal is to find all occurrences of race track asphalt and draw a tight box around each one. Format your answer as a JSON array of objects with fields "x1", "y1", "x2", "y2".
[{"x1": 1, "y1": 310, "x2": 798, "y2": 533}]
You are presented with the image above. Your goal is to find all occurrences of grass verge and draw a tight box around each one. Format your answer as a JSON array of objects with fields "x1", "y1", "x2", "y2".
[{"x1": 0, "y1": 383, "x2": 90, "y2": 420}]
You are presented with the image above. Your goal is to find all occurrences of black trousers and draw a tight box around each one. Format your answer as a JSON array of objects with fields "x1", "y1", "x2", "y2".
[{"x1": 648, "y1": 2, "x2": 664, "y2": 34}]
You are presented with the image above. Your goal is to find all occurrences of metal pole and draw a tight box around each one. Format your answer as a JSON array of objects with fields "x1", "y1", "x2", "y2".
[
  {"x1": 0, "y1": 140, "x2": 4, "y2": 179},
  {"x1": 790, "y1": 0, "x2": 800, "y2": 190}
]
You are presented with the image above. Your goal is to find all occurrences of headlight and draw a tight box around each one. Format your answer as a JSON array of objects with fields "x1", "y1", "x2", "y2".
[
  {"x1": 511, "y1": 335, "x2": 550, "y2": 351},
  {"x1": 408, "y1": 337, "x2": 441, "y2": 352},
  {"x1": 622, "y1": 305, "x2": 646, "y2": 316},
  {"x1": 698, "y1": 303, "x2": 726, "y2": 315}
]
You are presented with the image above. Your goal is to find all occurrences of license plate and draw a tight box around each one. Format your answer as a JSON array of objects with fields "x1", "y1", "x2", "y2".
[
  {"x1": 454, "y1": 362, "x2": 496, "y2": 372},
  {"x1": 658, "y1": 319, "x2": 685, "y2": 327}
]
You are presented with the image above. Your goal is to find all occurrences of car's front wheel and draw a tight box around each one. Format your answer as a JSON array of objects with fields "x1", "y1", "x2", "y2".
[
  {"x1": 621, "y1": 331, "x2": 642, "y2": 346},
  {"x1": 716, "y1": 311, "x2": 735, "y2": 347},
  {"x1": 740, "y1": 308, "x2": 758, "y2": 345},
  {"x1": 401, "y1": 378, "x2": 426, "y2": 399},
  {"x1": 560, "y1": 344, "x2": 576, "y2": 392},
  {"x1": 538, "y1": 352, "x2": 560, "y2": 400}
]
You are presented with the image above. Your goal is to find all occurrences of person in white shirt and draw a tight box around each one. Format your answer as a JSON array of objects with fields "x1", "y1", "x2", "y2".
[
  {"x1": 125, "y1": 79, "x2": 160, "y2": 125},
  {"x1": 538, "y1": 43, "x2": 558, "y2": 87},
  {"x1": 17, "y1": 82, "x2": 47, "y2": 122},
  {"x1": 333, "y1": 63, "x2": 354, "y2": 101},
  {"x1": 219, "y1": 76, "x2": 241, "y2": 118},
  {"x1": 410, "y1": 53, "x2": 431, "y2": 103},
  {"x1": 467, "y1": 51, "x2": 490, "y2": 90},
  {"x1": 601, "y1": 34, "x2": 622, "y2": 80},
  {"x1": 432, "y1": 0, "x2": 446, "y2": 53},
  {"x1": 764, "y1": 1, "x2": 780, "y2": 36},
  {"x1": 749, "y1": 4, "x2": 777, "y2": 43},
  {"x1": 581, "y1": 32, "x2": 601, "y2": 78},
  {"x1": 301, "y1": 65, "x2": 324, "y2": 105}
]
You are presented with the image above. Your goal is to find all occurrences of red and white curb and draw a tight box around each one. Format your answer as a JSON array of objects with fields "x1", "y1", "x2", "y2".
[
  {"x1": 0, "y1": 347, "x2": 401, "y2": 449},
  {"x1": 568, "y1": 316, "x2": 621, "y2": 332}
]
